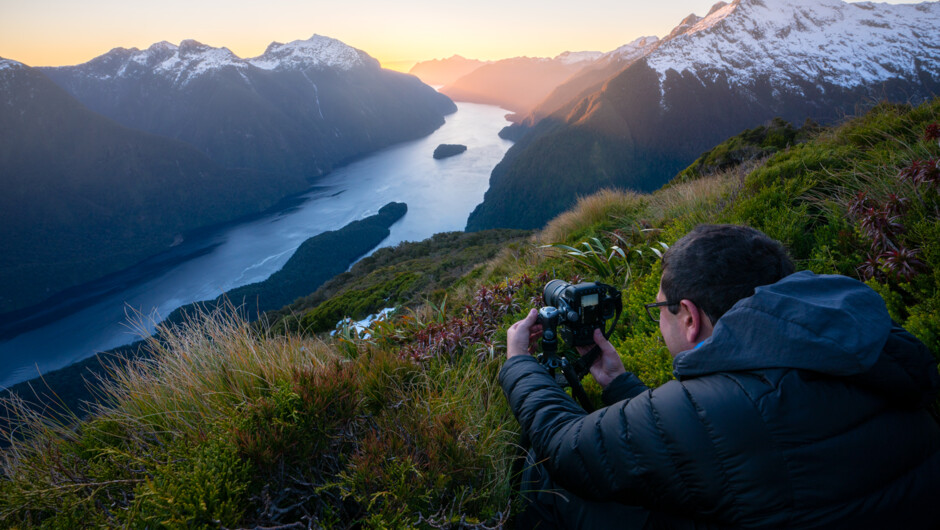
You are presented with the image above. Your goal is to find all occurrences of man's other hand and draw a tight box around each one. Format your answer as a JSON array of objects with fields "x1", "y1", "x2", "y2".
[
  {"x1": 507, "y1": 309, "x2": 543, "y2": 358},
  {"x1": 576, "y1": 329, "x2": 626, "y2": 388}
]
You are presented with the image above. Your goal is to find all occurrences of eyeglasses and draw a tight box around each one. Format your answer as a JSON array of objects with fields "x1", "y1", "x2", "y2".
[{"x1": 644, "y1": 300, "x2": 679, "y2": 322}]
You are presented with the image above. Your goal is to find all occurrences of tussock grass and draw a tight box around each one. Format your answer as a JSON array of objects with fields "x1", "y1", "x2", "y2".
[
  {"x1": 1, "y1": 305, "x2": 337, "y2": 527},
  {"x1": 97, "y1": 303, "x2": 334, "y2": 440},
  {"x1": 645, "y1": 160, "x2": 755, "y2": 224},
  {"x1": 1, "y1": 300, "x2": 521, "y2": 527},
  {"x1": 538, "y1": 188, "x2": 643, "y2": 245}
]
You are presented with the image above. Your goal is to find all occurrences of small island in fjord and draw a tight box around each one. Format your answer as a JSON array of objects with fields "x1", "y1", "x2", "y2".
[{"x1": 433, "y1": 143, "x2": 467, "y2": 159}]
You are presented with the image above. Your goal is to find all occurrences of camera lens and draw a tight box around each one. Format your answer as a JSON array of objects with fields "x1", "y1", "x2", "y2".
[{"x1": 543, "y1": 280, "x2": 570, "y2": 307}]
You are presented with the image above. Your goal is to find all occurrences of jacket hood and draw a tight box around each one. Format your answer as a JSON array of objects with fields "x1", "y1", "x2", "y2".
[
  {"x1": 673, "y1": 271, "x2": 940, "y2": 407},
  {"x1": 675, "y1": 271, "x2": 891, "y2": 378}
]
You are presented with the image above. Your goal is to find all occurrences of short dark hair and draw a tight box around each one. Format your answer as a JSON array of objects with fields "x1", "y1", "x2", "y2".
[{"x1": 660, "y1": 224, "x2": 794, "y2": 325}]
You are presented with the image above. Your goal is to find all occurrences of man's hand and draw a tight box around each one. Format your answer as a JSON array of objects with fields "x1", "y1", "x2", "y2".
[
  {"x1": 506, "y1": 308, "x2": 543, "y2": 358},
  {"x1": 576, "y1": 329, "x2": 626, "y2": 388}
]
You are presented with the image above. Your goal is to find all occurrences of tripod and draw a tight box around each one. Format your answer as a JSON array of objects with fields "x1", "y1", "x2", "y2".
[{"x1": 535, "y1": 306, "x2": 601, "y2": 412}]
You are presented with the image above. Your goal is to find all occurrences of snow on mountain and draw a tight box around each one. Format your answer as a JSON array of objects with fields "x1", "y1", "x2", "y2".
[
  {"x1": 554, "y1": 50, "x2": 604, "y2": 65},
  {"x1": 646, "y1": 0, "x2": 940, "y2": 93},
  {"x1": 153, "y1": 40, "x2": 247, "y2": 83},
  {"x1": 0, "y1": 59, "x2": 27, "y2": 98},
  {"x1": 66, "y1": 35, "x2": 379, "y2": 86},
  {"x1": 0, "y1": 58, "x2": 26, "y2": 72},
  {"x1": 74, "y1": 39, "x2": 248, "y2": 85},
  {"x1": 604, "y1": 36, "x2": 660, "y2": 62},
  {"x1": 249, "y1": 34, "x2": 377, "y2": 71}
]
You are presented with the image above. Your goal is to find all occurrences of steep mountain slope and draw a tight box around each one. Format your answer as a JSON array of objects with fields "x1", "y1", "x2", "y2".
[
  {"x1": 466, "y1": 0, "x2": 940, "y2": 230},
  {"x1": 0, "y1": 60, "x2": 296, "y2": 313},
  {"x1": 521, "y1": 36, "x2": 660, "y2": 126},
  {"x1": 408, "y1": 55, "x2": 489, "y2": 86},
  {"x1": 439, "y1": 51, "x2": 602, "y2": 118},
  {"x1": 42, "y1": 35, "x2": 456, "y2": 178}
]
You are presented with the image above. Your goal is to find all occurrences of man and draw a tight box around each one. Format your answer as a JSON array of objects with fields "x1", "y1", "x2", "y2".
[{"x1": 501, "y1": 224, "x2": 940, "y2": 528}]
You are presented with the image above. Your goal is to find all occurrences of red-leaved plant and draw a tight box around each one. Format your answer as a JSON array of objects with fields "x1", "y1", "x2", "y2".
[
  {"x1": 847, "y1": 152, "x2": 938, "y2": 282},
  {"x1": 924, "y1": 123, "x2": 940, "y2": 143},
  {"x1": 394, "y1": 274, "x2": 538, "y2": 362}
]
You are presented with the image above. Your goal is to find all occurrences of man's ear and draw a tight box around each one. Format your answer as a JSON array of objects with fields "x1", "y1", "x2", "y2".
[{"x1": 679, "y1": 299, "x2": 710, "y2": 344}]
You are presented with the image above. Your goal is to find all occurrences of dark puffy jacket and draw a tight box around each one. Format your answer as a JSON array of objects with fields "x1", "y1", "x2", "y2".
[{"x1": 500, "y1": 271, "x2": 940, "y2": 528}]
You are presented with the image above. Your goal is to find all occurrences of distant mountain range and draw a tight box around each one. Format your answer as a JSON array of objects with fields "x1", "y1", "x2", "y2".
[
  {"x1": 414, "y1": 52, "x2": 603, "y2": 119},
  {"x1": 0, "y1": 35, "x2": 455, "y2": 314},
  {"x1": 465, "y1": 0, "x2": 940, "y2": 231},
  {"x1": 42, "y1": 35, "x2": 456, "y2": 178},
  {"x1": 519, "y1": 36, "x2": 660, "y2": 126},
  {"x1": 408, "y1": 55, "x2": 490, "y2": 86}
]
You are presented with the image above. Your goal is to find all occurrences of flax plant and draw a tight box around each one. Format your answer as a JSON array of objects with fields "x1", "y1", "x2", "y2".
[{"x1": 544, "y1": 237, "x2": 636, "y2": 286}]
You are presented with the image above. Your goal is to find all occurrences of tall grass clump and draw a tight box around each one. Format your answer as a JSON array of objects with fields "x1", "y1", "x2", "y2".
[
  {"x1": 1, "y1": 296, "x2": 523, "y2": 527},
  {"x1": 538, "y1": 188, "x2": 644, "y2": 245},
  {"x1": 0, "y1": 305, "x2": 333, "y2": 527},
  {"x1": 103, "y1": 303, "x2": 337, "y2": 439}
]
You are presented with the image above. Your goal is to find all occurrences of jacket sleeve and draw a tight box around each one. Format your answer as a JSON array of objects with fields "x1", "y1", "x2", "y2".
[
  {"x1": 602, "y1": 372, "x2": 650, "y2": 405},
  {"x1": 498, "y1": 355, "x2": 686, "y2": 505}
]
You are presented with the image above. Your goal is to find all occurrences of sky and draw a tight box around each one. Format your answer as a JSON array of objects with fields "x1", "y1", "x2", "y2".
[{"x1": 0, "y1": 0, "x2": 920, "y2": 72}]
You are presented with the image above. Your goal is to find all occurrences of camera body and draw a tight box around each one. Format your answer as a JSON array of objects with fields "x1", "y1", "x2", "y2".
[{"x1": 542, "y1": 280, "x2": 621, "y2": 347}]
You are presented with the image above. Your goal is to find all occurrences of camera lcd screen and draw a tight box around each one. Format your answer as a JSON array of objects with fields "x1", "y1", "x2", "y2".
[{"x1": 582, "y1": 293, "x2": 599, "y2": 307}]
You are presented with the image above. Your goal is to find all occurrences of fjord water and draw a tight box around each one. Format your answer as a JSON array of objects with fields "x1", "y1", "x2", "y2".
[{"x1": 0, "y1": 102, "x2": 512, "y2": 389}]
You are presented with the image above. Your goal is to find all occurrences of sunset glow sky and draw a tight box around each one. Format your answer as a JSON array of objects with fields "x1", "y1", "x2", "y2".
[{"x1": 0, "y1": 0, "x2": 918, "y2": 71}]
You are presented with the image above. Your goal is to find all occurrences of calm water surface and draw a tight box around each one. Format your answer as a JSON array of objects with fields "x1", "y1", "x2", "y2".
[{"x1": 0, "y1": 102, "x2": 512, "y2": 388}]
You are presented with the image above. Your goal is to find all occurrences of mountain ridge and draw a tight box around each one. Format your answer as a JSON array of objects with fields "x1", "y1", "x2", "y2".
[
  {"x1": 465, "y1": 0, "x2": 940, "y2": 231},
  {"x1": 408, "y1": 55, "x2": 490, "y2": 86},
  {"x1": 41, "y1": 34, "x2": 456, "y2": 178},
  {"x1": 437, "y1": 51, "x2": 602, "y2": 119}
]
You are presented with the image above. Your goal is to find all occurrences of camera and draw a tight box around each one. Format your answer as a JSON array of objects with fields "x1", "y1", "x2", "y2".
[{"x1": 541, "y1": 280, "x2": 622, "y2": 347}]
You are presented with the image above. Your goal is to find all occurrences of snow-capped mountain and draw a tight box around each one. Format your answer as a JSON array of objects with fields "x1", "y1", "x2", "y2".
[
  {"x1": 55, "y1": 35, "x2": 378, "y2": 88},
  {"x1": 41, "y1": 34, "x2": 455, "y2": 177},
  {"x1": 555, "y1": 50, "x2": 604, "y2": 65},
  {"x1": 70, "y1": 40, "x2": 247, "y2": 86},
  {"x1": 602, "y1": 36, "x2": 660, "y2": 64},
  {"x1": 467, "y1": 0, "x2": 940, "y2": 231},
  {"x1": 0, "y1": 58, "x2": 25, "y2": 72},
  {"x1": 647, "y1": 0, "x2": 940, "y2": 95},
  {"x1": 249, "y1": 34, "x2": 378, "y2": 71},
  {"x1": 0, "y1": 58, "x2": 27, "y2": 95}
]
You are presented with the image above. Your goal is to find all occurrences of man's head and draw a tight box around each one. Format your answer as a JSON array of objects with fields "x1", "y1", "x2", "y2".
[{"x1": 656, "y1": 224, "x2": 794, "y2": 355}]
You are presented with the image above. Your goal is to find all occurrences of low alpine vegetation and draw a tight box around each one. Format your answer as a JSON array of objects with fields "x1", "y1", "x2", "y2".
[{"x1": 2, "y1": 99, "x2": 938, "y2": 528}]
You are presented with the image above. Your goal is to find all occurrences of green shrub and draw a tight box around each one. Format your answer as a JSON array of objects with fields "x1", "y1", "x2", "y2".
[{"x1": 128, "y1": 439, "x2": 249, "y2": 529}]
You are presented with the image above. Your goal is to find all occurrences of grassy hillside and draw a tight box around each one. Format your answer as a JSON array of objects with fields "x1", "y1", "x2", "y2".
[{"x1": 2, "y1": 99, "x2": 938, "y2": 528}]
